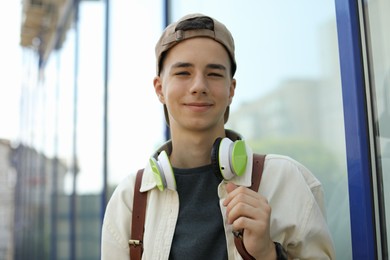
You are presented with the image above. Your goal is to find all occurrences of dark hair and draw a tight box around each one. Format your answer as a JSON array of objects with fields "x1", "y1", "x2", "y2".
[
  {"x1": 176, "y1": 16, "x2": 214, "y2": 31},
  {"x1": 159, "y1": 16, "x2": 235, "y2": 77}
]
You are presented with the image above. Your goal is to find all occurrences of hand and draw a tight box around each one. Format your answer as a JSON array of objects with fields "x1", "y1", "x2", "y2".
[{"x1": 223, "y1": 183, "x2": 276, "y2": 260}]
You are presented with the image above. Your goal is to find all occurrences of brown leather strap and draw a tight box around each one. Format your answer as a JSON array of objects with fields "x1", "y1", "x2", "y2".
[
  {"x1": 234, "y1": 154, "x2": 266, "y2": 260},
  {"x1": 250, "y1": 154, "x2": 266, "y2": 191},
  {"x1": 129, "y1": 169, "x2": 147, "y2": 260}
]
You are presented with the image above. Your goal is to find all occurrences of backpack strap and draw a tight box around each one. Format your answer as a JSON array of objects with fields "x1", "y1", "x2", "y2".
[
  {"x1": 129, "y1": 154, "x2": 266, "y2": 260},
  {"x1": 234, "y1": 154, "x2": 266, "y2": 260},
  {"x1": 129, "y1": 169, "x2": 147, "y2": 259}
]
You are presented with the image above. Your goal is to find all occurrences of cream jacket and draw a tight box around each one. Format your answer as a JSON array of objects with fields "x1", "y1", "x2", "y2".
[{"x1": 101, "y1": 154, "x2": 335, "y2": 259}]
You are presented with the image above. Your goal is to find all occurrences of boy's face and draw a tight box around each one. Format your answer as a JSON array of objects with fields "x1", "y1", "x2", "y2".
[{"x1": 154, "y1": 37, "x2": 236, "y2": 132}]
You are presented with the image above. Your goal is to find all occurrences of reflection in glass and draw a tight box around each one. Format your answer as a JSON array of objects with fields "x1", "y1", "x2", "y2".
[{"x1": 363, "y1": 0, "x2": 390, "y2": 256}]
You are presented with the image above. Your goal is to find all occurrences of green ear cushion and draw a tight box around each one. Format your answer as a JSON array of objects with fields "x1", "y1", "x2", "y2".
[
  {"x1": 231, "y1": 140, "x2": 247, "y2": 176},
  {"x1": 149, "y1": 158, "x2": 165, "y2": 191}
]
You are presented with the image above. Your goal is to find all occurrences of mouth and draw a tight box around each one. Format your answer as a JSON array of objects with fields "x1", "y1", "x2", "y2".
[
  {"x1": 185, "y1": 102, "x2": 213, "y2": 107},
  {"x1": 184, "y1": 102, "x2": 213, "y2": 111}
]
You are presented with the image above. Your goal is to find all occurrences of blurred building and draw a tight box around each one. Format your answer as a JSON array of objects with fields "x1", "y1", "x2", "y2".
[
  {"x1": 229, "y1": 78, "x2": 345, "y2": 158},
  {"x1": 7, "y1": 141, "x2": 104, "y2": 259},
  {"x1": 229, "y1": 79, "x2": 323, "y2": 141},
  {"x1": 228, "y1": 18, "x2": 345, "y2": 160},
  {"x1": 20, "y1": 0, "x2": 73, "y2": 66},
  {"x1": 0, "y1": 140, "x2": 16, "y2": 260},
  {"x1": 56, "y1": 194, "x2": 102, "y2": 260},
  {"x1": 11, "y1": 143, "x2": 68, "y2": 259}
]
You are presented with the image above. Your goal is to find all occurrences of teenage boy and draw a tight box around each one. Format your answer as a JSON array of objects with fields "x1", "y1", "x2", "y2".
[{"x1": 101, "y1": 13, "x2": 335, "y2": 259}]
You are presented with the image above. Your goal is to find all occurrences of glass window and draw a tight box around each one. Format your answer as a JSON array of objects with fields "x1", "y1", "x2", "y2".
[
  {"x1": 72, "y1": 2, "x2": 105, "y2": 259},
  {"x1": 74, "y1": 1, "x2": 105, "y2": 194},
  {"x1": 54, "y1": 24, "x2": 76, "y2": 260},
  {"x1": 170, "y1": 1, "x2": 351, "y2": 258},
  {"x1": 57, "y1": 31, "x2": 76, "y2": 194},
  {"x1": 363, "y1": 0, "x2": 390, "y2": 256},
  {"x1": 108, "y1": 0, "x2": 164, "y2": 191}
]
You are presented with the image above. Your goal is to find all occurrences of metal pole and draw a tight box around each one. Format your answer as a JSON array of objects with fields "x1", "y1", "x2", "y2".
[
  {"x1": 70, "y1": 0, "x2": 80, "y2": 259},
  {"x1": 50, "y1": 51, "x2": 61, "y2": 260},
  {"x1": 101, "y1": 0, "x2": 110, "y2": 226},
  {"x1": 164, "y1": 0, "x2": 170, "y2": 141}
]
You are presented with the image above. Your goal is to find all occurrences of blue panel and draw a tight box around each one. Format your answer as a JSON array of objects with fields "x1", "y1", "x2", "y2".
[{"x1": 334, "y1": 0, "x2": 376, "y2": 259}]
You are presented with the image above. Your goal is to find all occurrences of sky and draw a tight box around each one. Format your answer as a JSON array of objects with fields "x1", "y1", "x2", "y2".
[{"x1": 0, "y1": 2, "x2": 22, "y2": 141}]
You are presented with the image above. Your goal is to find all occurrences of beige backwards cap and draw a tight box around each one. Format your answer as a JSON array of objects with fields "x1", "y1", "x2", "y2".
[{"x1": 155, "y1": 13, "x2": 237, "y2": 76}]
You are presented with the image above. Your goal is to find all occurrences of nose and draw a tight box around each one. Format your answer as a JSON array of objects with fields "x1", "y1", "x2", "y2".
[{"x1": 190, "y1": 74, "x2": 208, "y2": 95}]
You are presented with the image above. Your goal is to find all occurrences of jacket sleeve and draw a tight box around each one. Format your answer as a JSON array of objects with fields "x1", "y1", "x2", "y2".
[
  {"x1": 101, "y1": 174, "x2": 135, "y2": 260},
  {"x1": 261, "y1": 155, "x2": 336, "y2": 260},
  {"x1": 295, "y1": 161, "x2": 335, "y2": 259},
  {"x1": 289, "y1": 184, "x2": 335, "y2": 259}
]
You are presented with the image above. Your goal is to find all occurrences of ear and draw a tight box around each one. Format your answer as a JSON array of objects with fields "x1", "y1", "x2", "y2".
[
  {"x1": 228, "y1": 78, "x2": 236, "y2": 105},
  {"x1": 153, "y1": 76, "x2": 165, "y2": 104}
]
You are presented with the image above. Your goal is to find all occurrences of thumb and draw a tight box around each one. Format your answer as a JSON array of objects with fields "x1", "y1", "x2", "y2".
[{"x1": 226, "y1": 182, "x2": 238, "y2": 194}]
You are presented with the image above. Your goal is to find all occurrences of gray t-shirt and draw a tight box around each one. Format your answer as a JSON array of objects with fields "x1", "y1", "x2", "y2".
[{"x1": 168, "y1": 164, "x2": 228, "y2": 260}]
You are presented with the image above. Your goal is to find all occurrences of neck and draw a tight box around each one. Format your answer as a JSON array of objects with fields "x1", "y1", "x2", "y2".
[{"x1": 169, "y1": 127, "x2": 226, "y2": 169}]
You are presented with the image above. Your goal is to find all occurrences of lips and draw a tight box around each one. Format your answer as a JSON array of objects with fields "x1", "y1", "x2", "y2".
[
  {"x1": 184, "y1": 102, "x2": 213, "y2": 111},
  {"x1": 185, "y1": 102, "x2": 213, "y2": 107}
]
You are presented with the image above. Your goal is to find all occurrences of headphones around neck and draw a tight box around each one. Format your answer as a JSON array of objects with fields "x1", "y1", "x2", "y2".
[{"x1": 149, "y1": 137, "x2": 249, "y2": 191}]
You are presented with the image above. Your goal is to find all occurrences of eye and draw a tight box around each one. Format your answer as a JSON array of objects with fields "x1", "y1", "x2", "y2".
[
  {"x1": 175, "y1": 71, "x2": 190, "y2": 76},
  {"x1": 208, "y1": 72, "x2": 224, "y2": 77}
]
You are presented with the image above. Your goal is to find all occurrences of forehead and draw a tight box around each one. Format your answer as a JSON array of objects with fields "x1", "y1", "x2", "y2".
[{"x1": 163, "y1": 37, "x2": 231, "y2": 66}]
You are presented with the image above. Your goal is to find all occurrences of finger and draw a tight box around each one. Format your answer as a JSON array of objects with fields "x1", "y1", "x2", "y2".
[
  {"x1": 225, "y1": 182, "x2": 237, "y2": 193},
  {"x1": 231, "y1": 215, "x2": 256, "y2": 234},
  {"x1": 226, "y1": 202, "x2": 256, "y2": 224},
  {"x1": 226, "y1": 194, "x2": 270, "y2": 224},
  {"x1": 223, "y1": 185, "x2": 261, "y2": 207},
  {"x1": 223, "y1": 183, "x2": 239, "y2": 206},
  {"x1": 225, "y1": 192, "x2": 260, "y2": 212},
  {"x1": 230, "y1": 204, "x2": 271, "y2": 235}
]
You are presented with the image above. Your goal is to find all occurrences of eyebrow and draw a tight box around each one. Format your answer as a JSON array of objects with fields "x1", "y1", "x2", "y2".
[
  {"x1": 207, "y1": 63, "x2": 227, "y2": 71},
  {"x1": 171, "y1": 62, "x2": 227, "y2": 71},
  {"x1": 171, "y1": 62, "x2": 193, "y2": 69}
]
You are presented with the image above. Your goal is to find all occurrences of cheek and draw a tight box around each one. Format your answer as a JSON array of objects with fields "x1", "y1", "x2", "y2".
[
  {"x1": 159, "y1": 78, "x2": 173, "y2": 101},
  {"x1": 165, "y1": 79, "x2": 185, "y2": 95},
  {"x1": 163, "y1": 85, "x2": 180, "y2": 105},
  {"x1": 218, "y1": 86, "x2": 233, "y2": 101}
]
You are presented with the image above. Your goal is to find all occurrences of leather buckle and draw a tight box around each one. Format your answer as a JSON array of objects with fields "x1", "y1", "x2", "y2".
[
  {"x1": 129, "y1": 239, "x2": 143, "y2": 247},
  {"x1": 232, "y1": 230, "x2": 243, "y2": 239}
]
